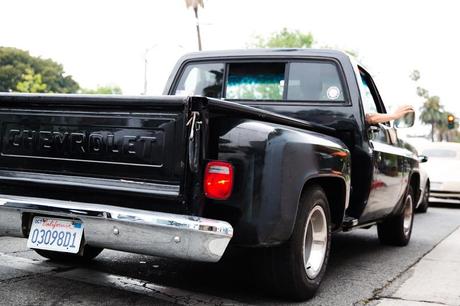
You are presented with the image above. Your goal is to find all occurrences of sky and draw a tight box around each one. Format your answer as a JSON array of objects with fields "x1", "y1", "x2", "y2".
[{"x1": 1, "y1": 0, "x2": 459, "y2": 133}]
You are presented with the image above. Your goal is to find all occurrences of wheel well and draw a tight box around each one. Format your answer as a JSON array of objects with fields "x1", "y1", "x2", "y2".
[
  {"x1": 410, "y1": 172, "x2": 421, "y2": 203},
  {"x1": 303, "y1": 177, "x2": 347, "y2": 231}
]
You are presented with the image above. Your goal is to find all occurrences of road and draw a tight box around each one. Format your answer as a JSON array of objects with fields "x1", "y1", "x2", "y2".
[{"x1": 0, "y1": 205, "x2": 459, "y2": 306}]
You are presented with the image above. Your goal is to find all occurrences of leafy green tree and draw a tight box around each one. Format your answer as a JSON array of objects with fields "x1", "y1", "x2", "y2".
[
  {"x1": 16, "y1": 68, "x2": 47, "y2": 93},
  {"x1": 251, "y1": 28, "x2": 314, "y2": 48},
  {"x1": 419, "y1": 96, "x2": 443, "y2": 142},
  {"x1": 0, "y1": 47, "x2": 79, "y2": 93},
  {"x1": 80, "y1": 85, "x2": 122, "y2": 95}
]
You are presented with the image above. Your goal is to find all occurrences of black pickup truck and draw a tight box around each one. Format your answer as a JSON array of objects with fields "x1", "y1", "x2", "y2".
[{"x1": 0, "y1": 49, "x2": 419, "y2": 300}]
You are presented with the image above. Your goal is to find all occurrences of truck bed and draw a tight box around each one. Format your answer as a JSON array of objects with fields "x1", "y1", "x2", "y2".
[{"x1": 0, "y1": 94, "x2": 190, "y2": 212}]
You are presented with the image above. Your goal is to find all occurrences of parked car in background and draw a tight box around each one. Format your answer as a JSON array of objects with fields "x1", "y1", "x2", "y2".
[
  {"x1": 401, "y1": 139, "x2": 430, "y2": 212},
  {"x1": 420, "y1": 142, "x2": 460, "y2": 203},
  {"x1": 416, "y1": 165, "x2": 430, "y2": 212}
]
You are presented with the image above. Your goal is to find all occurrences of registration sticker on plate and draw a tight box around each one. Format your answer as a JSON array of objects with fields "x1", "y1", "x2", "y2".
[{"x1": 27, "y1": 217, "x2": 84, "y2": 254}]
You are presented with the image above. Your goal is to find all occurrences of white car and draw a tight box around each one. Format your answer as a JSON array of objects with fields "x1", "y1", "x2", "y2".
[
  {"x1": 416, "y1": 165, "x2": 430, "y2": 212},
  {"x1": 420, "y1": 142, "x2": 460, "y2": 203},
  {"x1": 401, "y1": 138, "x2": 430, "y2": 212}
]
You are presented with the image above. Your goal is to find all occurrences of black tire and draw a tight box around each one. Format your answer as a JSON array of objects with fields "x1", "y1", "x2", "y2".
[
  {"x1": 417, "y1": 183, "x2": 430, "y2": 213},
  {"x1": 34, "y1": 245, "x2": 103, "y2": 262},
  {"x1": 377, "y1": 186, "x2": 415, "y2": 246},
  {"x1": 262, "y1": 185, "x2": 331, "y2": 301}
]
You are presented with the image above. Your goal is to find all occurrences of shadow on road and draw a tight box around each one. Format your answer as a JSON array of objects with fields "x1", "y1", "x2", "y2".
[
  {"x1": 429, "y1": 201, "x2": 460, "y2": 209},
  {"x1": 72, "y1": 229, "x2": 387, "y2": 304}
]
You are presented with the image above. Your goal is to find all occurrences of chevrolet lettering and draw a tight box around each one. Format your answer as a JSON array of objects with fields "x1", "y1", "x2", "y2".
[{"x1": 3, "y1": 125, "x2": 163, "y2": 165}]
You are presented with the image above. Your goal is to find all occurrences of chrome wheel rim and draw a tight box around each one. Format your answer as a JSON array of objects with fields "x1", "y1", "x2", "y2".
[
  {"x1": 303, "y1": 205, "x2": 327, "y2": 279},
  {"x1": 403, "y1": 194, "x2": 413, "y2": 236}
]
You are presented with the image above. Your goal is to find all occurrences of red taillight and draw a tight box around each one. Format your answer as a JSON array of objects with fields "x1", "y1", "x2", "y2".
[{"x1": 204, "y1": 161, "x2": 234, "y2": 200}]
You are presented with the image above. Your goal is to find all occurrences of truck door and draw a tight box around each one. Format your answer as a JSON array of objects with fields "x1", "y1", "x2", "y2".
[{"x1": 357, "y1": 68, "x2": 404, "y2": 222}]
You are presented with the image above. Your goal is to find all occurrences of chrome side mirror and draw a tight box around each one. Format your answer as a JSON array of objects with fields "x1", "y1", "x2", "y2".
[{"x1": 394, "y1": 112, "x2": 415, "y2": 128}]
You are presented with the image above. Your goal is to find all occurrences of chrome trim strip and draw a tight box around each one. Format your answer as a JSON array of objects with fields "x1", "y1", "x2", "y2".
[
  {"x1": 371, "y1": 141, "x2": 416, "y2": 159},
  {"x1": 0, "y1": 194, "x2": 233, "y2": 262},
  {"x1": 0, "y1": 170, "x2": 180, "y2": 197},
  {"x1": 0, "y1": 153, "x2": 163, "y2": 168}
]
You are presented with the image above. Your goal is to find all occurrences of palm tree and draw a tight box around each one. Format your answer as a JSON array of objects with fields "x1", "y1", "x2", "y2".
[
  {"x1": 185, "y1": 0, "x2": 204, "y2": 51},
  {"x1": 419, "y1": 96, "x2": 443, "y2": 142}
]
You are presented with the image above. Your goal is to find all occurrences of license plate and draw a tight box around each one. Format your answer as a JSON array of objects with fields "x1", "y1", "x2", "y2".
[{"x1": 27, "y1": 217, "x2": 84, "y2": 254}]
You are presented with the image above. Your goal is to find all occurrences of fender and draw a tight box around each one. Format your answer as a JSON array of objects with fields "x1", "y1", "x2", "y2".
[
  {"x1": 391, "y1": 169, "x2": 420, "y2": 217},
  {"x1": 209, "y1": 117, "x2": 350, "y2": 246}
]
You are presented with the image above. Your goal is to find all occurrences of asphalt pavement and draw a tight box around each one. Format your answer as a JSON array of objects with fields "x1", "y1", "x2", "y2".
[{"x1": 0, "y1": 205, "x2": 459, "y2": 305}]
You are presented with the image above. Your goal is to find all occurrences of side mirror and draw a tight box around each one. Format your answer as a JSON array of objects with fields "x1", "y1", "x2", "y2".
[
  {"x1": 394, "y1": 112, "x2": 415, "y2": 128},
  {"x1": 418, "y1": 155, "x2": 428, "y2": 163}
]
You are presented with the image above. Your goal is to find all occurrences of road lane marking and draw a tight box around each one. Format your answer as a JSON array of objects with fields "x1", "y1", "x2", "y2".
[{"x1": 0, "y1": 252, "x2": 242, "y2": 306}]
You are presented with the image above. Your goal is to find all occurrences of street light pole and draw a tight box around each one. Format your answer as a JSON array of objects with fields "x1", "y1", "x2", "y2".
[
  {"x1": 143, "y1": 44, "x2": 158, "y2": 95},
  {"x1": 143, "y1": 49, "x2": 148, "y2": 95},
  {"x1": 142, "y1": 44, "x2": 184, "y2": 95}
]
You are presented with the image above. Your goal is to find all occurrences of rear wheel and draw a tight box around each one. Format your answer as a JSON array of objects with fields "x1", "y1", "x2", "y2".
[
  {"x1": 34, "y1": 245, "x2": 103, "y2": 262},
  {"x1": 262, "y1": 185, "x2": 331, "y2": 301},
  {"x1": 378, "y1": 186, "x2": 414, "y2": 246},
  {"x1": 417, "y1": 183, "x2": 430, "y2": 213}
]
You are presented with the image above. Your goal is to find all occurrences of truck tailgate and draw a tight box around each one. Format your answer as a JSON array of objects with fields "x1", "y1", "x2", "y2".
[{"x1": 0, "y1": 94, "x2": 189, "y2": 201}]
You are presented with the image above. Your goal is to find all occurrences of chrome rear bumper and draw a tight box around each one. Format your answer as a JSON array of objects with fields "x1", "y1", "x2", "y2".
[{"x1": 0, "y1": 194, "x2": 233, "y2": 262}]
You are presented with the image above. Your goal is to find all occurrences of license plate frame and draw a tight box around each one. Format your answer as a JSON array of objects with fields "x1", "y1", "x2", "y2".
[{"x1": 27, "y1": 216, "x2": 84, "y2": 254}]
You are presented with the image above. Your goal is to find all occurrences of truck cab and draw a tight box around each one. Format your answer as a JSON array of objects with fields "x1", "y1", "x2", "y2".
[{"x1": 164, "y1": 49, "x2": 420, "y2": 228}]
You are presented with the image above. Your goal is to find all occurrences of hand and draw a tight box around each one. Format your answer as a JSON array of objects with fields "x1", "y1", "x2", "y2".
[{"x1": 391, "y1": 105, "x2": 414, "y2": 120}]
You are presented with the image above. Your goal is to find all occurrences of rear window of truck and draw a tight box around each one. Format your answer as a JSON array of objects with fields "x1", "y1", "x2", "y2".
[
  {"x1": 174, "y1": 63, "x2": 225, "y2": 98},
  {"x1": 173, "y1": 61, "x2": 345, "y2": 102}
]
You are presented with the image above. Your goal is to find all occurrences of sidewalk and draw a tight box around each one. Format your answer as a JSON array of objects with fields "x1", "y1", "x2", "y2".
[{"x1": 376, "y1": 226, "x2": 460, "y2": 306}]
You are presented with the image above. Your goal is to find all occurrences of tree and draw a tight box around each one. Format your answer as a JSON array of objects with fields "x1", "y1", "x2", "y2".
[
  {"x1": 16, "y1": 68, "x2": 47, "y2": 93},
  {"x1": 251, "y1": 28, "x2": 314, "y2": 48},
  {"x1": 409, "y1": 70, "x2": 420, "y2": 82},
  {"x1": 410, "y1": 69, "x2": 452, "y2": 142},
  {"x1": 80, "y1": 85, "x2": 122, "y2": 95},
  {"x1": 185, "y1": 0, "x2": 204, "y2": 51},
  {"x1": 419, "y1": 96, "x2": 444, "y2": 142},
  {"x1": 0, "y1": 47, "x2": 79, "y2": 93}
]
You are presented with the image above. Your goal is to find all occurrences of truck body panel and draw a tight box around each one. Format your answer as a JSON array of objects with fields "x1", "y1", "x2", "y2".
[{"x1": 0, "y1": 49, "x2": 418, "y2": 263}]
